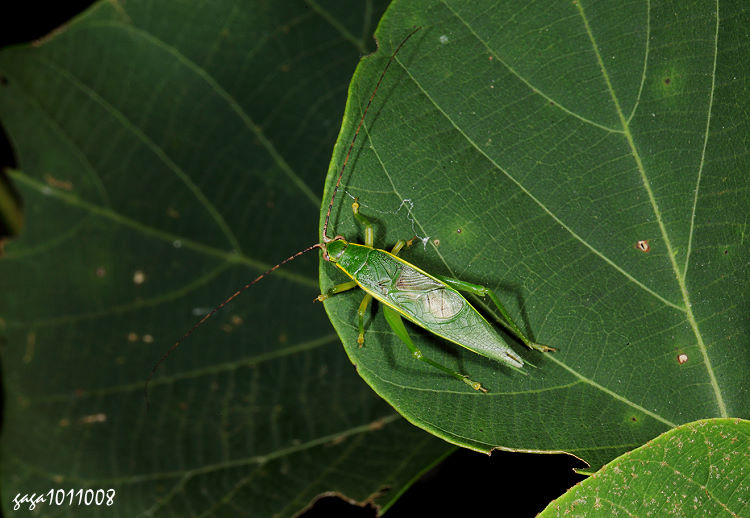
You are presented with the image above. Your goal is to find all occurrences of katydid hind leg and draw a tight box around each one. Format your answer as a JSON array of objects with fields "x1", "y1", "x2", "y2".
[
  {"x1": 382, "y1": 306, "x2": 488, "y2": 393},
  {"x1": 434, "y1": 275, "x2": 556, "y2": 353}
]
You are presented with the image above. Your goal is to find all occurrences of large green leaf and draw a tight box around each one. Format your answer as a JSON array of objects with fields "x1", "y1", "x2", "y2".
[
  {"x1": 322, "y1": 0, "x2": 749, "y2": 469},
  {"x1": 541, "y1": 418, "x2": 750, "y2": 516},
  {"x1": 0, "y1": 1, "x2": 459, "y2": 515},
  {"x1": 3, "y1": 0, "x2": 749, "y2": 515}
]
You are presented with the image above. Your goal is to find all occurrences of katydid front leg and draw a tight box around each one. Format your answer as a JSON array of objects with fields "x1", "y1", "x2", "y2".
[
  {"x1": 352, "y1": 198, "x2": 374, "y2": 247},
  {"x1": 433, "y1": 275, "x2": 556, "y2": 353},
  {"x1": 315, "y1": 279, "x2": 373, "y2": 347},
  {"x1": 317, "y1": 199, "x2": 390, "y2": 346},
  {"x1": 316, "y1": 201, "x2": 374, "y2": 303},
  {"x1": 315, "y1": 280, "x2": 358, "y2": 302}
]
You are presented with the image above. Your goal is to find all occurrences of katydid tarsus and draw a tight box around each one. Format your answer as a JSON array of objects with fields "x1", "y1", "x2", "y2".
[{"x1": 146, "y1": 26, "x2": 554, "y2": 402}]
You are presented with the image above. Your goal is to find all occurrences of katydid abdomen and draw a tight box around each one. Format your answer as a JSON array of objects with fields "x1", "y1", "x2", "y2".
[
  {"x1": 331, "y1": 242, "x2": 525, "y2": 369},
  {"x1": 148, "y1": 27, "x2": 550, "y2": 400}
]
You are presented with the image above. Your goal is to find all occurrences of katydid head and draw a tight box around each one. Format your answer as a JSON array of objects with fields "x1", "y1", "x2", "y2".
[
  {"x1": 323, "y1": 238, "x2": 349, "y2": 262},
  {"x1": 319, "y1": 231, "x2": 347, "y2": 262}
]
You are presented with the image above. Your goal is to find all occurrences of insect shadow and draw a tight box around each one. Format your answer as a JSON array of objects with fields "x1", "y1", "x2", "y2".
[{"x1": 356, "y1": 242, "x2": 547, "y2": 385}]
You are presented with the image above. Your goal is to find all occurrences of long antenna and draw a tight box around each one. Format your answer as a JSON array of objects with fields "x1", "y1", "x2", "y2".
[
  {"x1": 322, "y1": 26, "x2": 422, "y2": 241},
  {"x1": 145, "y1": 243, "x2": 321, "y2": 407},
  {"x1": 146, "y1": 27, "x2": 421, "y2": 407}
]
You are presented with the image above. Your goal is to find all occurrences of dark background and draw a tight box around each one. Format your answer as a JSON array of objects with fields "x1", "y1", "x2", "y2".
[{"x1": 0, "y1": 2, "x2": 587, "y2": 516}]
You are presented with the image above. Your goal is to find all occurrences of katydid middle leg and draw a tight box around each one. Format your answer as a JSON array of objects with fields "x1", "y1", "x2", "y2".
[
  {"x1": 356, "y1": 293, "x2": 373, "y2": 346},
  {"x1": 319, "y1": 199, "x2": 383, "y2": 346},
  {"x1": 315, "y1": 280, "x2": 358, "y2": 302},
  {"x1": 390, "y1": 237, "x2": 417, "y2": 256},
  {"x1": 350, "y1": 202, "x2": 418, "y2": 347},
  {"x1": 434, "y1": 275, "x2": 556, "y2": 353},
  {"x1": 316, "y1": 279, "x2": 373, "y2": 347},
  {"x1": 317, "y1": 197, "x2": 374, "y2": 303}
]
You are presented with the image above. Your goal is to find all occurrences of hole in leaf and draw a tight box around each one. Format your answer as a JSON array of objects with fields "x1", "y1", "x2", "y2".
[{"x1": 301, "y1": 494, "x2": 378, "y2": 518}]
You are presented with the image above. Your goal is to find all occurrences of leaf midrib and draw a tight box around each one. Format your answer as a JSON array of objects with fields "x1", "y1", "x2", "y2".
[
  {"x1": 575, "y1": 0, "x2": 726, "y2": 417},
  {"x1": 366, "y1": 2, "x2": 725, "y2": 418},
  {"x1": 9, "y1": 172, "x2": 319, "y2": 294}
]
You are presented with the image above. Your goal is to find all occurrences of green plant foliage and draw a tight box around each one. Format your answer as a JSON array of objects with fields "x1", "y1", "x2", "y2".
[
  {"x1": 321, "y1": 0, "x2": 749, "y2": 469},
  {"x1": 541, "y1": 418, "x2": 750, "y2": 516},
  {"x1": 2, "y1": 0, "x2": 748, "y2": 515},
  {"x1": 0, "y1": 1, "x2": 457, "y2": 515}
]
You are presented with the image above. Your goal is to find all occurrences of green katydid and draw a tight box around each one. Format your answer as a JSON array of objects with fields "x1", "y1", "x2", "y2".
[{"x1": 146, "y1": 27, "x2": 554, "y2": 401}]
